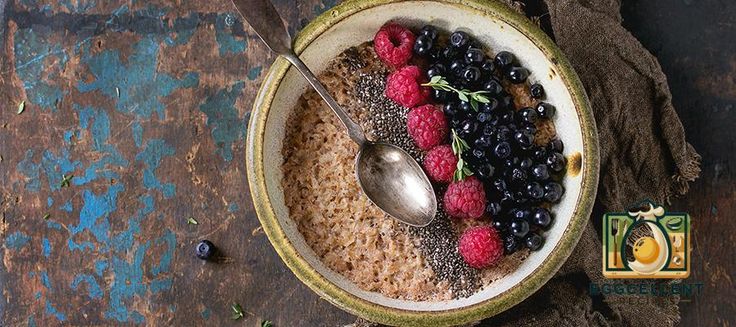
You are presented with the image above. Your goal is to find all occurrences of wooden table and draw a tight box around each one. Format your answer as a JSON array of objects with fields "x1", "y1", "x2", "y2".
[{"x1": 0, "y1": 0, "x2": 733, "y2": 325}]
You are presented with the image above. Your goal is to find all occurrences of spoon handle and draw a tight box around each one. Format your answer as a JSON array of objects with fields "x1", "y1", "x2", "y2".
[{"x1": 231, "y1": 0, "x2": 366, "y2": 145}]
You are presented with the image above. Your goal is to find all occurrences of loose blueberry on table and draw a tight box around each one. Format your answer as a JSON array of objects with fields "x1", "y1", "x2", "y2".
[
  {"x1": 374, "y1": 23, "x2": 566, "y2": 269},
  {"x1": 196, "y1": 240, "x2": 216, "y2": 260}
]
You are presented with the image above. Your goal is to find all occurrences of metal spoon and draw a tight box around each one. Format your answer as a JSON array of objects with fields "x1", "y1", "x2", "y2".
[{"x1": 232, "y1": 0, "x2": 437, "y2": 226}]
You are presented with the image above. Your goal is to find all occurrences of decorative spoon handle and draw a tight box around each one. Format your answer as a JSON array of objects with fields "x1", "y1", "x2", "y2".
[{"x1": 231, "y1": 0, "x2": 366, "y2": 145}]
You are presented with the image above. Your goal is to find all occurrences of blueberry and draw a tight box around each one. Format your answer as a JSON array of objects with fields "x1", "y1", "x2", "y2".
[
  {"x1": 476, "y1": 112, "x2": 491, "y2": 123},
  {"x1": 510, "y1": 219, "x2": 530, "y2": 238},
  {"x1": 461, "y1": 66, "x2": 481, "y2": 83},
  {"x1": 510, "y1": 167, "x2": 528, "y2": 184},
  {"x1": 474, "y1": 135, "x2": 492, "y2": 148},
  {"x1": 519, "y1": 158, "x2": 533, "y2": 171},
  {"x1": 459, "y1": 120, "x2": 479, "y2": 138},
  {"x1": 479, "y1": 98, "x2": 498, "y2": 113},
  {"x1": 500, "y1": 190, "x2": 516, "y2": 207},
  {"x1": 465, "y1": 48, "x2": 484, "y2": 64},
  {"x1": 419, "y1": 25, "x2": 438, "y2": 40},
  {"x1": 514, "y1": 130, "x2": 535, "y2": 149},
  {"x1": 548, "y1": 138, "x2": 564, "y2": 153},
  {"x1": 450, "y1": 117, "x2": 463, "y2": 128},
  {"x1": 526, "y1": 182, "x2": 544, "y2": 200},
  {"x1": 487, "y1": 202, "x2": 502, "y2": 216},
  {"x1": 476, "y1": 163, "x2": 495, "y2": 180},
  {"x1": 482, "y1": 125, "x2": 496, "y2": 137},
  {"x1": 544, "y1": 182, "x2": 564, "y2": 203},
  {"x1": 482, "y1": 79, "x2": 504, "y2": 96},
  {"x1": 494, "y1": 141, "x2": 511, "y2": 159},
  {"x1": 449, "y1": 59, "x2": 466, "y2": 75},
  {"x1": 536, "y1": 102, "x2": 556, "y2": 118},
  {"x1": 531, "y1": 164, "x2": 549, "y2": 181},
  {"x1": 450, "y1": 31, "x2": 471, "y2": 48},
  {"x1": 499, "y1": 110, "x2": 515, "y2": 124},
  {"x1": 504, "y1": 234, "x2": 520, "y2": 254},
  {"x1": 426, "y1": 64, "x2": 447, "y2": 79},
  {"x1": 196, "y1": 240, "x2": 216, "y2": 260},
  {"x1": 495, "y1": 126, "x2": 512, "y2": 141},
  {"x1": 546, "y1": 152, "x2": 566, "y2": 172},
  {"x1": 532, "y1": 147, "x2": 548, "y2": 162},
  {"x1": 516, "y1": 107, "x2": 538, "y2": 124},
  {"x1": 525, "y1": 232, "x2": 543, "y2": 251},
  {"x1": 507, "y1": 66, "x2": 530, "y2": 84},
  {"x1": 521, "y1": 123, "x2": 537, "y2": 135},
  {"x1": 472, "y1": 148, "x2": 485, "y2": 160},
  {"x1": 428, "y1": 47, "x2": 442, "y2": 62},
  {"x1": 494, "y1": 51, "x2": 515, "y2": 70},
  {"x1": 480, "y1": 58, "x2": 496, "y2": 75},
  {"x1": 458, "y1": 101, "x2": 472, "y2": 113},
  {"x1": 444, "y1": 102, "x2": 459, "y2": 117},
  {"x1": 442, "y1": 47, "x2": 461, "y2": 62},
  {"x1": 512, "y1": 208, "x2": 531, "y2": 221},
  {"x1": 514, "y1": 190, "x2": 529, "y2": 204},
  {"x1": 492, "y1": 219, "x2": 506, "y2": 231},
  {"x1": 532, "y1": 207, "x2": 552, "y2": 228},
  {"x1": 432, "y1": 89, "x2": 449, "y2": 102},
  {"x1": 504, "y1": 157, "x2": 520, "y2": 169},
  {"x1": 493, "y1": 179, "x2": 508, "y2": 192},
  {"x1": 530, "y1": 83, "x2": 544, "y2": 99},
  {"x1": 414, "y1": 35, "x2": 434, "y2": 56}
]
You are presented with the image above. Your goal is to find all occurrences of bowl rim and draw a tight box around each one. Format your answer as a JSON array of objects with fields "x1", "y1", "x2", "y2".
[{"x1": 245, "y1": 0, "x2": 600, "y2": 325}]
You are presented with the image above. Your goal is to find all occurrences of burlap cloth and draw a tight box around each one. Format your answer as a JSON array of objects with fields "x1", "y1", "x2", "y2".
[{"x1": 350, "y1": 0, "x2": 701, "y2": 325}]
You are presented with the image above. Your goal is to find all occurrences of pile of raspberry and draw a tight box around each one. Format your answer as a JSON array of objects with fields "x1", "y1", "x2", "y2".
[{"x1": 374, "y1": 23, "x2": 566, "y2": 270}]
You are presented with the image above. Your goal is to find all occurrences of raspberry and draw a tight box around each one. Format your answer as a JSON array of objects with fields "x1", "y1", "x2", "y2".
[
  {"x1": 373, "y1": 23, "x2": 415, "y2": 67},
  {"x1": 444, "y1": 176, "x2": 486, "y2": 219},
  {"x1": 423, "y1": 145, "x2": 457, "y2": 183},
  {"x1": 386, "y1": 65, "x2": 431, "y2": 108},
  {"x1": 406, "y1": 104, "x2": 448, "y2": 150},
  {"x1": 458, "y1": 226, "x2": 504, "y2": 269}
]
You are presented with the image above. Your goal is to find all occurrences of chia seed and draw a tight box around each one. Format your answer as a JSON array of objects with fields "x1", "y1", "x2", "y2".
[{"x1": 355, "y1": 72, "x2": 480, "y2": 298}]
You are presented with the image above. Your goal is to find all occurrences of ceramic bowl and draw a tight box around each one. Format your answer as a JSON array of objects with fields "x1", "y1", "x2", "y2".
[{"x1": 246, "y1": 0, "x2": 599, "y2": 325}]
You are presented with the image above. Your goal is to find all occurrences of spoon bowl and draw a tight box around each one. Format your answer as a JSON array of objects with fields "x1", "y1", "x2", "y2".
[{"x1": 356, "y1": 143, "x2": 437, "y2": 227}]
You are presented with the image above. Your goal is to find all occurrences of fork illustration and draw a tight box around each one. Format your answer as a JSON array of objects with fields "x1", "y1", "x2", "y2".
[{"x1": 611, "y1": 218, "x2": 619, "y2": 266}]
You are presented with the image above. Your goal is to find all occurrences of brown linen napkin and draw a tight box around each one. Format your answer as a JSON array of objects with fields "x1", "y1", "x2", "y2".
[{"x1": 349, "y1": 0, "x2": 701, "y2": 325}]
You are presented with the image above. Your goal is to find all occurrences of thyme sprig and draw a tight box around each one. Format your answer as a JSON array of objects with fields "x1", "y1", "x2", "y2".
[
  {"x1": 451, "y1": 130, "x2": 473, "y2": 181},
  {"x1": 422, "y1": 75, "x2": 490, "y2": 111}
]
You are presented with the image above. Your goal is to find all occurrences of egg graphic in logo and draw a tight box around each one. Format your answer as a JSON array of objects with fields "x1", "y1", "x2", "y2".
[{"x1": 633, "y1": 237, "x2": 660, "y2": 265}]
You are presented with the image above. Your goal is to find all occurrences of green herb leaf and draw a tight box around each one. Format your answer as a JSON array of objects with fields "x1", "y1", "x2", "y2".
[
  {"x1": 60, "y1": 174, "x2": 74, "y2": 188},
  {"x1": 261, "y1": 320, "x2": 273, "y2": 327},
  {"x1": 470, "y1": 99, "x2": 479, "y2": 111},
  {"x1": 43, "y1": 213, "x2": 50, "y2": 220},
  {"x1": 187, "y1": 217, "x2": 198, "y2": 225},
  {"x1": 457, "y1": 92, "x2": 469, "y2": 102},
  {"x1": 17, "y1": 101, "x2": 25, "y2": 114},
  {"x1": 473, "y1": 93, "x2": 490, "y2": 103},
  {"x1": 429, "y1": 75, "x2": 443, "y2": 84},
  {"x1": 231, "y1": 303, "x2": 244, "y2": 320}
]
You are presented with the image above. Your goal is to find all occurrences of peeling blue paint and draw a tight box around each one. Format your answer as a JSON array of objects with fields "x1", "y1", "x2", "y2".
[
  {"x1": 247, "y1": 66, "x2": 262, "y2": 80},
  {"x1": 228, "y1": 203, "x2": 239, "y2": 212},
  {"x1": 68, "y1": 184, "x2": 124, "y2": 251},
  {"x1": 34, "y1": 292, "x2": 41, "y2": 299},
  {"x1": 61, "y1": 200, "x2": 73, "y2": 212},
  {"x1": 71, "y1": 275, "x2": 103, "y2": 300},
  {"x1": 201, "y1": 308, "x2": 211, "y2": 319},
  {"x1": 5, "y1": 232, "x2": 31, "y2": 249},
  {"x1": 199, "y1": 81, "x2": 245, "y2": 161},
  {"x1": 47, "y1": 221, "x2": 62, "y2": 230},
  {"x1": 78, "y1": 36, "x2": 199, "y2": 120},
  {"x1": 16, "y1": 148, "x2": 81, "y2": 193},
  {"x1": 13, "y1": 28, "x2": 67, "y2": 111},
  {"x1": 74, "y1": 105, "x2": 129, "y2": 185},
  {"x1": 40, "y1": 271, "x2": 52, "y2": 290},
  {"x1": 47, "y1": 197, "x2": 54, "y2": 207},
  {"x1": 60, "y1": 0, "x2": 97, "y2": 12},
  {"x1": 104, "y1": 242, "x2": 148, "y2": 323},
  {"x1": 63, "y1": 130, "x2": 75, "y2": 144},
  {"x1": 151, "y1": 229, "x2": 175, "y2": 276},
  {"x1": 95, "y1": 260, "x2": 108, "y2": 276},
  {"x1": 42, "y1": 238, "x2": 51, "y2": 258},
  {"x1": 150, "y1": 278, "x2": 172, "y2": 293},
  {"x1": 28, "y1": 316, "x2": 36, "y2": 327},
  {"x1": 169, "y1": 14, "x2": 200, "y2": 45},
  {"x1": 135, "y1": 139, "x2": 176, "y2": 198},
  {"x1": 45, "y1": 300, "x2": 66, "y2": 322},
  {"x1": 131, "y1": 121, "x2": 143, "y2": 148},
  {"x1": 215, "y1": 13, "x2": 247, "y2": 55}
]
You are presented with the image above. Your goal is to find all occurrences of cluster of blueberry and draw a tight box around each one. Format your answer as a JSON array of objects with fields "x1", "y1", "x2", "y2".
[{"x1": 414, "y1": 26, "x2": 566, "y2": 254}]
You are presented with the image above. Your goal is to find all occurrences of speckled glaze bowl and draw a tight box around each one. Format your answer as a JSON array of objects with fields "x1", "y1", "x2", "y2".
[{"x1": 246, "y1": 0, "x2": 599, "y2": 325}]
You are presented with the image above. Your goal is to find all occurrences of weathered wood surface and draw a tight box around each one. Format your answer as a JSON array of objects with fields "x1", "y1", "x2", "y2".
[{"x1": 0, "y1": 0, "x2": 733, "y2": 326}]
